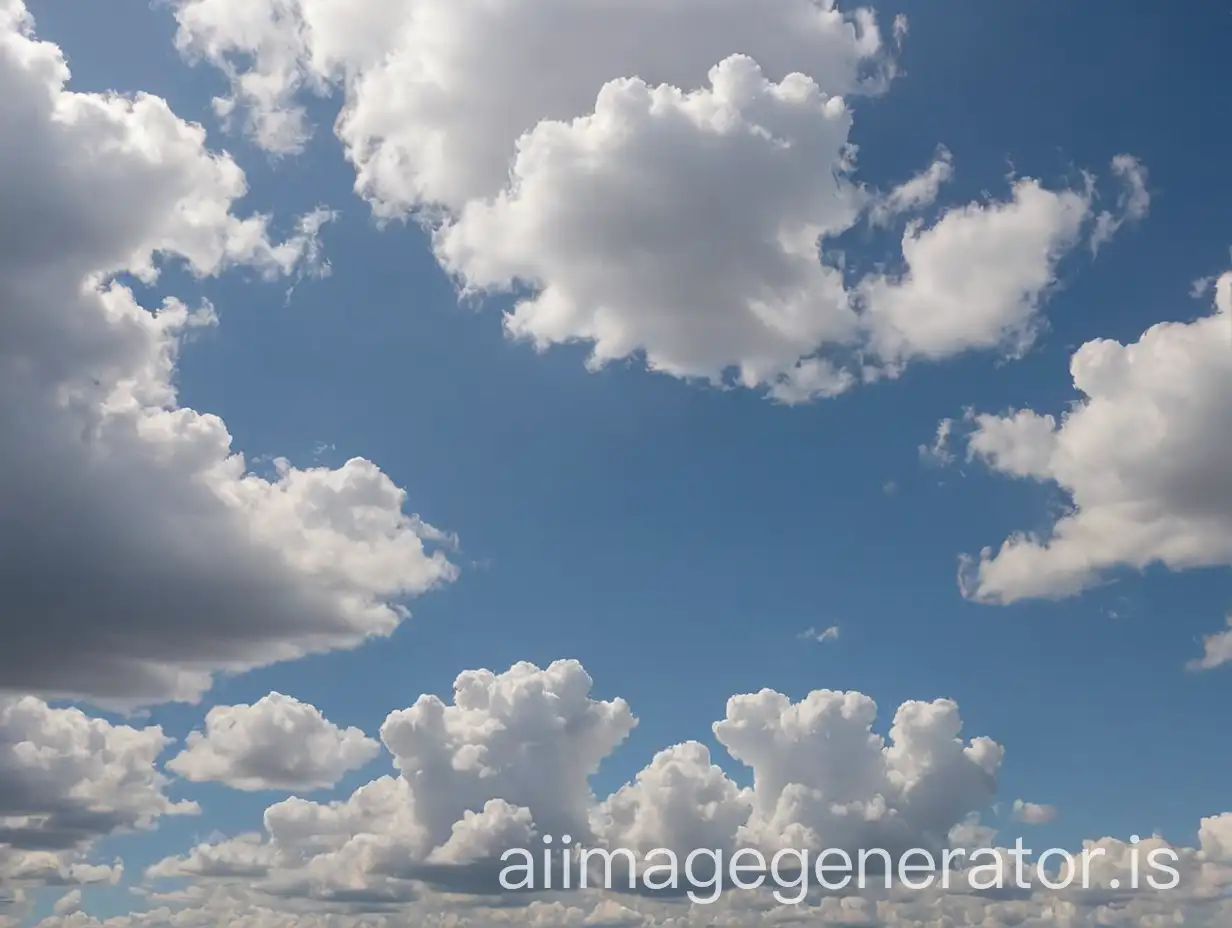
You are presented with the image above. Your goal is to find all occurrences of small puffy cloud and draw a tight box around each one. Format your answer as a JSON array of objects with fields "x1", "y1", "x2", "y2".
[
  {"x1": 0, "y1": 0, "x2": 458, "y2": 706},
  {"x1": 959, "y1": 272, "x2": 1232, "y2": 603},
  {"x1": 0, "y1": 696, "x2": 195, "y2": 852},
  {"x1": 964, "y1": 408, "x2": 1060, "y2": 479},
  {"x1": 1012, "y1": 799, "x2": 1059, "y2": 825},
  {"x1": 1188, "y1": 615, "x2": 1232, "y2": 672},
  {"x1": 167, "y1": 693, "x2": 382, "y2": 792},
  {"x1": 861, "y1": 179, "x2": 1091, "y2": 370}
]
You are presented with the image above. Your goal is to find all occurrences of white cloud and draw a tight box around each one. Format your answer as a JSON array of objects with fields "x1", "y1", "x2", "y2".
[
  {"x1": 959, "y1": 272, "x2": 1232, "y2": 603},
  {"x1": 142, "y1": 660, "x2": 1003, "y2": 903},
  {"x1": 74, "y1": 661, "x2": 1228, "y2": 926},
  {"x1": 435, "y1": 56, "x2": 862, "y2": 400},
  {"x1": 1090, "y1": 154, "x2": 1151, "y2": 254},
  {"x1": 145, "y1": 833, "x2": 277, "y2": 882},
  {"x1": 868, "y1": 145, "x2": 953, "y2": 227},
  {"x1": 380, "y1": 660, "x2": 638, "y2": 852},
  {"x1": 797, "y1": 626, "x2": 840, "y2": 643},
  {"x1": 0, "y1": 696, "x2": 195, "y2": 854},
  {"x1": 170, "y1": 0, "x2": 891, "y2": 212},
  {"x1": 592, "y1": 742, "x2": 752, "y2": 862},
  {"x1": 1012, "y1": 799, "x2": 1059, "y2": 825},
  {"x1": 0, "y1": 0, "x2": 458, "y2": 706},
  {"x1": 1188, "y1": 615, "x2": 1232, "y2": 672},
  {"x1": 716, "y1": 689, "x2": 1002, "y2": 856},
  {"x1": 168, "y1": 0, "x2": 1137, "y2": 400},
  {"x1": 167, "y1": 693, "x2": 382, "y2": 792},
  {"x1": 0, "y1": 661, "x2": 1212, "y2": 927},
  {"x1": 919, "y1": 417, "x2": 957, "y2": 466},
  {"x1": 860, "y1": 179, "x2": 1091, "y2": 370}
]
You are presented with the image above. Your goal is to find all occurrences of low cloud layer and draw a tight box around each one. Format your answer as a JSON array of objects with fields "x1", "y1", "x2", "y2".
[{"x1": 7, "y1": 660, "x2": 1224, "y2": 927}]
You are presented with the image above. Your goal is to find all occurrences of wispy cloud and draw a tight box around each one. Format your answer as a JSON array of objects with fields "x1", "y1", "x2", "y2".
[{"x1": 798, "y1": 625, "x2": 841, "y2": 644}]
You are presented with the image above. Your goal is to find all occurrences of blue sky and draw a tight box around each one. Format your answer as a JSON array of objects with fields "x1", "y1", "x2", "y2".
[{"x1": 3, "y1": 1, "x2": 1231, "y2": 926}]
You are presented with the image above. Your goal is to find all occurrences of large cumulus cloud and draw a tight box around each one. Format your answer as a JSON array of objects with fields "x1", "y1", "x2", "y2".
[
  {"x1": 956, "y1": 272, "x2": 1232, "y2": 605},
  {"x1": 0, "y1": 0, "x2": 457, "y2": 706}
]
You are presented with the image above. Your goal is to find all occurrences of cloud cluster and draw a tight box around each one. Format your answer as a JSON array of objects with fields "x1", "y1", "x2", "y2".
[
  {"x1": 957, "y1": 272, "x2": 1232, "y2": 604},
  {"x1": 140, "y1": 659, "x2": 1002, "y2": 904},
  {"x1": 169, "y1": 0, "x2": 1145, "y2": 399},
  {"x1": 0, "y1": 0, "x2": 457, "y2": 707}
]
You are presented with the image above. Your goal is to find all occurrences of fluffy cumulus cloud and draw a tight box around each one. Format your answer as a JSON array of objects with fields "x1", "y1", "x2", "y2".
[
  {"x1": 168, "y1": 0, "x2": 1144, "y2": 400},
  {"x1": 436, "y1": 55, "x2": 861, "y2": 398},
  {"x1": 167, "y1": 693, "x2": 382, "y2": 792},
  {"x1": 134, "y1": 659, "x2": 1006, "y2": 905},
  {"x1": 957, "y1": 273, "x2": 1232, "y2": 604},
  {"x1": 0, "y1": 696, "x2": 189, "y2": 896},
  {"x1": 171, "y1": 0, "x2": 890, "y2": 209},
  {"x1": 859, "y1": 179, "x2": 1091, "y2": 369},
  {"x1": 0, "y1": 0, "x2": 458, "y2": 707},
  {"x1": 0, "y1": 697, "x2": 195, "y2": 851}
]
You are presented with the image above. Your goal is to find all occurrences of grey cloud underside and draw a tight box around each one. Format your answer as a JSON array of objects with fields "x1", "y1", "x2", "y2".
[{"x1": 0, "y1": 0, "x2": 457, "y2": 706}]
